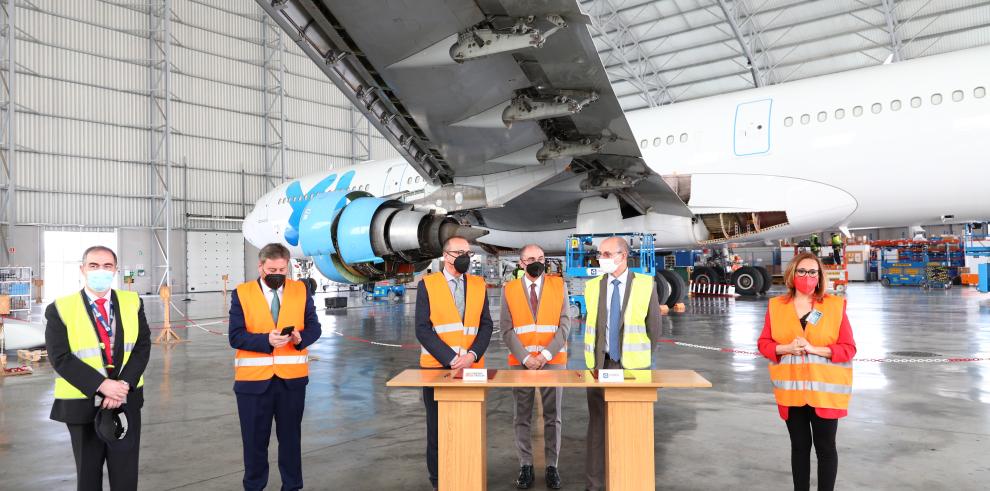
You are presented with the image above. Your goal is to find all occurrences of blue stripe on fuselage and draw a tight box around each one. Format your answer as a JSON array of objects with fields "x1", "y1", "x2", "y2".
[{"x1": 283, "y1": 170, "x2": 356, "y2": 246}]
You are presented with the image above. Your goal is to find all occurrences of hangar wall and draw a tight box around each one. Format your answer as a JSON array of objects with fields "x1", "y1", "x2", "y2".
[{"x1": 0, "y1": 0, "x2": 399, "y2": 293}]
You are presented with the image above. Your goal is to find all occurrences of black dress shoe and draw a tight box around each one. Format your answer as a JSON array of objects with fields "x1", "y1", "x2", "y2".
[
  {"x1": 545, "y1": 466, "x2": 562, "y2": 489},
  {"x1": 515, "y1": 464, "x2": 535, "y2": 489}
]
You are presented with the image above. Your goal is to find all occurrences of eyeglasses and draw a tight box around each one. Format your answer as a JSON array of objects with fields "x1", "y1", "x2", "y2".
[
  {"x1": 599, "y1": 251, "x2": 625, "y2": 259},
  {"x1": 444, "y1": 250, "x2": 474, "y2": 258},
  {"x1": 795, "y1": 268, "x2": 820, "y2": 277},
  {"x1": 520, "y1": 256, "x2": 544, "y2": 265}
]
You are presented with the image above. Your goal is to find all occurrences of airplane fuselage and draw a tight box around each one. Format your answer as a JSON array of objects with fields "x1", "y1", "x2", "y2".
[{"x1": 244, "y1": 46, "x2": 990, "y2": 257}]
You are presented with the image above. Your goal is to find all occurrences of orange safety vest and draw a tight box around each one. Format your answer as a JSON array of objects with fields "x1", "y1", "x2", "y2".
[
  {"x1": 234, "y1": 279, "x2": 309, "y2": 381},
  {"x1": 767, "y1": 294, "x2": 852, "y2": 410},
  {"x1": 505, "y1": 275, "x2": 567, "y2": 366},
  {"x1": 419, "y1": 272, "x2": 485, "y2": 369}
]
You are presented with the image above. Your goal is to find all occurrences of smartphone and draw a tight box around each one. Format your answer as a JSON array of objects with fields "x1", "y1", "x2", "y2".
[{"x1": 280, "y1": 326, "x2": 295, "y2": 336}]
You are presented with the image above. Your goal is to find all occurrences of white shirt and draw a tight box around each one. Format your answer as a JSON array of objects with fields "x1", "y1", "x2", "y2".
[
  {"x1": 604, "y1": 269, "x2": 629, "y2": 352},
  {"x1": 524, "y1": 274, "x2": 543, "y2": 297},
  {"x1": 85, "y1": 288, "x2": 115, "y2": 342}
]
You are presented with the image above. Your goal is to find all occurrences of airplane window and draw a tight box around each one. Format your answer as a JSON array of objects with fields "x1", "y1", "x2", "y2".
[
  {"x1": 640, "y1": 140, "x2": 648, "y2": 149},
  {"x1": 834, "y1": 108, "x2": 845, "y2": 119},
  {"x1": 890, "y1": 99, "x2": 901, "y2": 111},
  {"x1": 871, "y1": 103, "x2": 882, "y2": 114},
  {"x1": 911, "y1": 97, "x2": 922, "y2": 108},
  {"x1": 952, "y1": 90, "x2": 963, "y2": 102},
  {"x1": 666, "y1": 135, "x2": 674, "y2": 144},
  {"x1": 653, "y1": 137, "x2": 661, "y2": 147},
  {"x1": 407, "y1": 177, "x2": 412, "y2": 185},
  {"x1": 852, "y1": 106, "x2": 863, "y2": 117},
  {"x1": 416, "y1": 176, "x2": 422, "y2": 183},
  {"x1": 976, "y1": 87, "x2": 986, "y2": 98},
  {"x1": 931, "y1": 93, "x2": 942, "y2": 105},
  {"x1": 680, "y1": 133, "x2": 688, "y2": 142},
  {"x1": 784, "y1": 117, "x2": 793, "y2": 127},
  {"x1": 800, "y1": 114, "x2": 810, "y2": 124},
  {"x1": 817, "y1": 111, "x2": 826, "y2": 122}
]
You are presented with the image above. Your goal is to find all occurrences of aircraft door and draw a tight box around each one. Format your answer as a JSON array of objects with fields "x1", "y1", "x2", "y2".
[
  {"x1": 382, "y1": 164, "x2": 408, "y2": 196},
  {"x1": 734, "y1": 99, "x2": 772, "y2": 156}
]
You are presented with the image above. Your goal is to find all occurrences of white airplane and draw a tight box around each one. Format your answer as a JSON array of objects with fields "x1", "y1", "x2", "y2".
[{"x1": 245, "y1": 0, "x2": 989, "y2": 301}]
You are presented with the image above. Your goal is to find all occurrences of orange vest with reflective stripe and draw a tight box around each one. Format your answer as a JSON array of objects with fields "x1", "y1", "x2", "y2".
[
  {"x1": 234, "y1": 279, "x2": 309, "y2": 381},
  {"x1": 419, "y1": 272, "x2": 485, "y2": 369},
  {"x1": 767, "y1": 294, "x2": 852, "y2": 410},
  {"x1": 505, "y1": 276, "x2": 567, "y2": 366}
]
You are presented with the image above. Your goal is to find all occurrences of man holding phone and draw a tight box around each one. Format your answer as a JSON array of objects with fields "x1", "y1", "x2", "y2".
[{"x1": 229, "y1": 243, "x2": 322, "y2": 491}]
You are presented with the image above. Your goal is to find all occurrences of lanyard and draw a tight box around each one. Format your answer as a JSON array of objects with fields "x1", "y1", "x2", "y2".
[{"x1": 89, "y1": 300, "x2": 114, "y2": 337}]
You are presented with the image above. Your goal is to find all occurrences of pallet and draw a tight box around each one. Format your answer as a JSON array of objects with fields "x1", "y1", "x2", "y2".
[
  {"x1": 2, "y1": 365, "x2": 33, "y2": 377},
  {"x1": 17, "y1": 349, "x2": 47, "y2": 362}
]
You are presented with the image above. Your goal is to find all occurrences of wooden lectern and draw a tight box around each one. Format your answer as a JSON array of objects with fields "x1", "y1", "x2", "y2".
[{"x1": 386, "y1": 369, "x2": 711, "y2": 491}]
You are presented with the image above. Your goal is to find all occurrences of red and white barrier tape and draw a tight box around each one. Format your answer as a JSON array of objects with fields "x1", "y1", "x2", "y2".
[{"x1": 657, "y1": 339, "x2": 990, "y2": 363}]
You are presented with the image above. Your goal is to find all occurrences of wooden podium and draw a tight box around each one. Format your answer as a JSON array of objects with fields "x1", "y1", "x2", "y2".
[{"x1": 386, "y1": 369, "x2": 711, "y2": 491}]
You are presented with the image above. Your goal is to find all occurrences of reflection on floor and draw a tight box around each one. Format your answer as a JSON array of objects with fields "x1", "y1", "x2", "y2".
[{"x1": 2, "y1": 283, "x2": 989, "y2": 489}]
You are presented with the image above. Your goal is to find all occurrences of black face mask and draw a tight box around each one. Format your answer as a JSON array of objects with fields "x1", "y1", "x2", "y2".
[
  {"x1": 453, "y1": 254, "x2": 471, "y2": 274},
  {"x1": 525, "y1": 261, "x2": 545, "y2": 278},
  {"x1": 263, "y1": 273, "x2": 286, "y2": 290}
]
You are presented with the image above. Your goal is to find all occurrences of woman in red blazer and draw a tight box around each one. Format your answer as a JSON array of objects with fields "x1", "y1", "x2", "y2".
[{"x1": 758, "y1": 252, "x2": 856, "y2": 491}]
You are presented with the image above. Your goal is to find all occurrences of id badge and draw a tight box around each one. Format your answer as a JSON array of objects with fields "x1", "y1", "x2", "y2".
[{"x1": 806, "y1": 309, "x2": 823, "y2": 325}]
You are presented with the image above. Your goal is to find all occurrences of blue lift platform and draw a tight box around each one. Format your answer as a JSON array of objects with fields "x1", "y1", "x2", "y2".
[
  {"x1": 564, "y1": 233, "x2": 671, "y2": 316},
  {"x1": 964, "y1": 224, "x2": 990, "y2": 293}
]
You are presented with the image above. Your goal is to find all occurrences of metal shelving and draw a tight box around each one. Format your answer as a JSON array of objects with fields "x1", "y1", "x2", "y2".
[{"x1": 0, "y1": 266, "x2": 32, "y2": 312}]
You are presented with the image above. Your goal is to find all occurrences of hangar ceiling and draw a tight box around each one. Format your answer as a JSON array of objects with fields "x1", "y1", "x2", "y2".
[{"x1": 582, "y1": 0, "x2": 990, "y2": 110}]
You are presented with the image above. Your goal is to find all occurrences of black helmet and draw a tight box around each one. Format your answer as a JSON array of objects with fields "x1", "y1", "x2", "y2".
[{"x1": 94, "y1": 405, "x2": 137, "y2": 450}]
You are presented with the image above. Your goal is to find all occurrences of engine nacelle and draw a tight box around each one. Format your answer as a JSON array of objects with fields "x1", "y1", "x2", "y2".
[{"x1": 296, "y1": 190, "x2": 484, "y2": 284}]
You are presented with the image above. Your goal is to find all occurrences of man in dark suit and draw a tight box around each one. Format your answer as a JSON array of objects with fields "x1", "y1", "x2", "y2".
[
  {"x1": 583, "y1": 236, "x2": 662, "y2": 491},
  {"x1": 415, "y1": 235, "x2": 494, "y2": 490},
  {"x1": 229, "y1": 243, "x2": 322, "y2": 491},
  {"x1": 45, "y1": 245, "x2": 152, "y2": 491}
]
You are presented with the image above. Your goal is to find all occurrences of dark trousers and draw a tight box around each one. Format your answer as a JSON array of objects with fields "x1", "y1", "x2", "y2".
[
  {"x1": 786, "y1": 405, "x2": 839, "y2": 491},
  {"x1": 236, "y1": 377, "x2": 307, "y2": 491},
  {"x1": 585, "y1": 358, "x2": 623, "y2": 491},
  {"x1": 66, "y1": 411, "x2": 141, "y2": 491},
  {"x1": 422, "y1": 386, "x2": 439, "y2": 488}
]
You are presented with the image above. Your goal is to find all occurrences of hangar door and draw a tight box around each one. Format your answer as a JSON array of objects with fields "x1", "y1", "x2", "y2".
[
  {"x1": 734, "y1": 98, "x2": 772, "y2": 156},
  {"x1": 186, "y1": 231, "x2": 245, "y2": 292}
]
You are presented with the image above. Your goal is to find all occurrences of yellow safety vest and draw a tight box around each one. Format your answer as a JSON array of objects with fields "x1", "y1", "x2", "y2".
[
  {"x1": 767, "y1": 294, "x2": 853, "y2": 410},
  {"x1": 583, "y1": 273, "x2": 654, "y2": 369},
  {"x1": 53, "y1": 291, "x2": 144, "y2": 400}
]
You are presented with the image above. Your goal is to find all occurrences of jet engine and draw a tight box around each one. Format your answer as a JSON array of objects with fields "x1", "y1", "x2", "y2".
[{"x1": 291, "y1": 191, "x2": 484, "y2": 284}]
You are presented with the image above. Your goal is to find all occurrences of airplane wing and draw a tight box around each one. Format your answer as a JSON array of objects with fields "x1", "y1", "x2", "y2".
[{"x1": 256, "y1": 0, "x2": 692, "y2": 233}]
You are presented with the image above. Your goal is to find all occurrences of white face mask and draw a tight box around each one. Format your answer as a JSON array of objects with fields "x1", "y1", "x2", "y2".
[{"x1": 598, "y1": 256, "x2": 619, "y2": 274}]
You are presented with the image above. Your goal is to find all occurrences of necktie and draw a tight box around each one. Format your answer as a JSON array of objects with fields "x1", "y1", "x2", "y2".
[
  {"x1": 529, "y1": 282, "x2": 539, "y2": 315},
  {"x1": 608, "y1": 279, "x2": 622, "y2": 362},
  {"x1": 453, "y1": 277, "x2": 465, "y2": 319},
  {"x1": 271, "y1": 289, "x2": 281, "y2": 323},
  {"x1": 94, "y1": 298, "x2": 114, "y2": 366}
]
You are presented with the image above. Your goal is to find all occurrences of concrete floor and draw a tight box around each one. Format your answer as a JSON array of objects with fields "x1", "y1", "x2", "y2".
[{"x1": 2, "y1": 283, "x2": 990, "y2": 490}]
